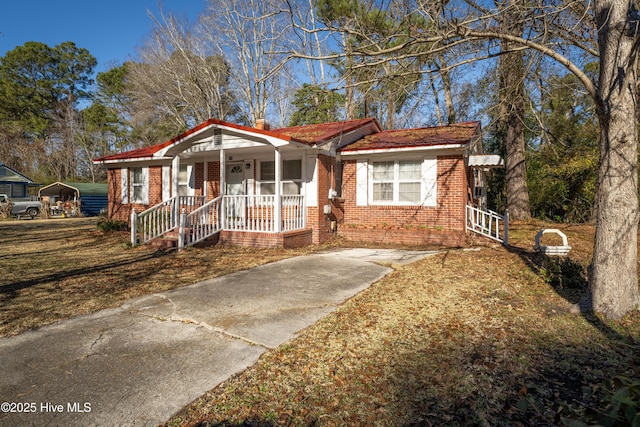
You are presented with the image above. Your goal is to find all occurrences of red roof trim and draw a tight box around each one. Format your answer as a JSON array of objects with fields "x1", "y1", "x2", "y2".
[{"x1": 94, "y1": 118, "x2": 297, "y2": 162}]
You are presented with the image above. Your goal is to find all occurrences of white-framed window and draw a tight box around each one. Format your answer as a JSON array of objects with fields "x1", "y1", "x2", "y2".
[
  {"x1": 178, "y1": 164, "x2": 189, "y2": 197},
  {"x1": 259, "y1": 159, "x2": 302, "y2": 195},
  {"x1": 473, "y1": 169, "x2": 485, "y2": 200},
  {"x1": 357, "y1": 157, "x2": 437, "y2": 206},
  {"x1": 129, "y1": 167, "x2": 149, "y2": 204},
  {"x1": 131, "y1": 168, "x2": 149, "y2": 204},
  {"x1": 371, "y1": 160, "x2": 423, "y2": 204}
]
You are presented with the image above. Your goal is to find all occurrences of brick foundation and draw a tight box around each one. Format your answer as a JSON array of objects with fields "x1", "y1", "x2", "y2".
[
  {"x1": 219, "y1": 228, "x2": 313, "y2": 248},
  {"x1": 338, "y1": 226, "x2": 466, "y2": 247}
]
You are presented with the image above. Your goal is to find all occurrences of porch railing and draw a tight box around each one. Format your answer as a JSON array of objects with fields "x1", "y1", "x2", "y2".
[
  {"x1": 181, "y1": 195, "x2": 223, "y2": 247},
  {"x1": 466, "y1": 204, "x2": 509, "y2": 246},
  {"x1": 132, "y1": 194, "x2": 306, "y2": 248},
  {"x1": 223, "y1": 194, "x2": 305, "y2": 233},
  {"x1": 131, "y1": 196, "x2": 205, "y2": 246}
]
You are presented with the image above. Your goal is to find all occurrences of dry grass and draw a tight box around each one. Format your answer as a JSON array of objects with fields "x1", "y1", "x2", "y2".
[
  {"x1": 1, "y1": 217, "x2": 638, "y2": 425},
  {"x1": 0, "y1": 218, "x2": 317, "y2": 338},
  {"x1": 166, "y1": 221, "x2": 640, "y2": 426}
]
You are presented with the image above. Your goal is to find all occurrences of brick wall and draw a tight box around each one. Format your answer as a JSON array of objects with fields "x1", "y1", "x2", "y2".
[
  {"x1": 337, "y1": 155, "x2": 468, "y2": 247},
  {"x1": 207, "y1": 161, "x2": 220, "y2": 199},
  {"x1": 219, "y1": 228, "x2": 312, "y2": 248},
  {"x1": 107, "y1": 168, "x2": 124, "y2": 220},
  {"x1": 106, "y1": 153, "x2": 469, "y2": 247},
  {"x1": 149, "y1": 165, "x2": 163, "y2": 206},
  {"x1": 194, "y1": 162, "x2": 204, "y2": 196},
  {"x1": 108, "y1": 166, "x2": 163, "y2": 221},
  {"x1": 309, "y1": 154, "x2": 336, "y2": 244}
]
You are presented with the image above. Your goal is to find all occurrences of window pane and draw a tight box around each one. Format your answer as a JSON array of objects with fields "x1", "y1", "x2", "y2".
[
  {"x1": 133, "y1": 185, "x2": 144, "y2": 202},
  {"x1": 260, "y1": 161, "x2": 275, "y2": 180},
  {"x1": 399, "y1": 182, "x2": 421, "y2": 202},
  {"x1": 178, "y1": 165, "x2": 188, "y2": 184},
  {"x1": 283, "y1": 181, "x2": 301, "y2": 195},
  {"x1": 132, "y1": 167, "x2": 143, "y2": 184},
  {"x1": 260, "y1": 182, "x2": 275, "y2": 195},
  {"x1": 283, "y1": 160, "x2": 301, "y2": 180},
  {"x1": 372, "y1": 162, "x2": 394, "y2": 181},
  {"x1": 373, "y1": 183, "x2": 393, "y2": 201},
  {"x1": 399, "y1": 160, "x2": 421, "y2": 180}
]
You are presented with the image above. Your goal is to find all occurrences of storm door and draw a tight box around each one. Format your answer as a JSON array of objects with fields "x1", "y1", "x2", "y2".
[{"x1": 225, "y1": 163, "x2": 246, "y2": 227}]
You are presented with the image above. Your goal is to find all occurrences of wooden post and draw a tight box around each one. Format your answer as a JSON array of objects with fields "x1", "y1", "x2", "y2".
[
  {"x1": 178, "y1": 208, "x2": 187, "y2": 249},
  {"x1": 171, "y1": 156, "x2": 180, "y2": 200},
  {"x1": 130, "y1": 208, "x2": 137, "y2": 247},
  {"x1": 503, "y1": 209, "x2": 509, "y2": 247}
]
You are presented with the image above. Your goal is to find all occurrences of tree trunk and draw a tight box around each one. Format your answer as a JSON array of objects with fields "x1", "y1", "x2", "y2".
[
  {"x1": 498, "y1": 0, "x2": 530, "y2": 220},
  {"x1": 500, "y1": 44, "x2": 530, "y2": 219},
  {"x1": 590, "y1": 0, "x2": 640, "y2": 318}
]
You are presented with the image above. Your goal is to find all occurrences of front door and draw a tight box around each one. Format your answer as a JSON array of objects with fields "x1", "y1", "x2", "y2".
[{"x1": 225, "y1": 163, "x2": 245, "y2": 226}]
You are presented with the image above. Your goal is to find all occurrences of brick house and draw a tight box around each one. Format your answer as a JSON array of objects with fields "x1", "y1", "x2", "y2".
[{"x1": 94, "y1": 117, "x2": 504, "y2": 249}]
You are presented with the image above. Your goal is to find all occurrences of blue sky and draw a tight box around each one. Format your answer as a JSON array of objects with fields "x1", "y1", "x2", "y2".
[{"x1": 0, "y1": 1, "x2": 207, "y2": 73}]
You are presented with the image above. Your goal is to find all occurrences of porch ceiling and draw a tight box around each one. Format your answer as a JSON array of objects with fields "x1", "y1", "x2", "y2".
[{"x1": 180, "y1": 143, "x2": 306, "y2": 160}]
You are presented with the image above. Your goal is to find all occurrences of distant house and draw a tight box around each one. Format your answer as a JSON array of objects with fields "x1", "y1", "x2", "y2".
[
  {"x1": 94, "y1": 118, "x2": 505, "y2": 249},
  {"x1": 0, "y1": 163, "x2": 35, "y2": 198}
]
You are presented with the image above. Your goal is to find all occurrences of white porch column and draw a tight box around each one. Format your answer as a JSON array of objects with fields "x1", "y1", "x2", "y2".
[
  {"x1": 219, "y1": 149, "x2": 226, "y2": 194},
  {"x1": 171, "y1": 156, "x2": 180, "y2": 197},
  {"x1": 220, "y1": 149, "x2": 226, "y2": 229},
  {"x1": 274, "y1": 147, "x2": 282, "y2": 232},
  {"x1": 203, "y1": 160, "x2": 208, "y2": 198},
  {"x1": 171, "y1": 156, "x2": 180, "y2": 228}
]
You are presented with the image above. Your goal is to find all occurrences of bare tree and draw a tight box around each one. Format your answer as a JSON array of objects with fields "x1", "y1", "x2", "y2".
[
  {"x1": 198, "y1": 0, "x2": 293, "y2": 125},
  {"x1": 129, "y1": 10, "x2": 238, "y2": 134}
]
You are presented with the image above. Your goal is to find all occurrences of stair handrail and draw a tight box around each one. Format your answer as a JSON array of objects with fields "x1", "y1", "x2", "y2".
[
  {"x1": 181, "y1": 195, "x2": 223, "y2": 248},
  {"x1": 131, "y1": 197, "x2": 179, "y2": 247}
]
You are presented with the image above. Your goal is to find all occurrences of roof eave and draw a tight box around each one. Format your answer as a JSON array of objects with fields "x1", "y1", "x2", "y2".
[
  {"x1": 93, "y1": 156, "x2": 173, "y2": 165},
  {"x1": 339, "y1": 143, "x2": 468, "y2": 156}
]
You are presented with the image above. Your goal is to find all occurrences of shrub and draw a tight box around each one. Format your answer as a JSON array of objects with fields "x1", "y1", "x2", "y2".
[{"x1": 96, "y1": 219, "x2": 129, "y2": 232}]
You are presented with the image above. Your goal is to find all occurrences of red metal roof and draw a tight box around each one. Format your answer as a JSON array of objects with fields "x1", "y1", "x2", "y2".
[
  {"x1": 275, "y1": 118, "x2": 381, "y2": 145},
  {"x1": 339, "y1": 121, "x2": 481, "y2": 152},
  {"x1": 94, "y1": 118, "x2": 477, "y2": 163},
  {"x1": 95, "y1": 118, "x2": 381, "y2": 162}
]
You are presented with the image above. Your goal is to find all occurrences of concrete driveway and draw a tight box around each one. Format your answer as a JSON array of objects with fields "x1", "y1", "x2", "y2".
[{"x1": 0, "y1": 248, "x2": 436, "y2": 426}]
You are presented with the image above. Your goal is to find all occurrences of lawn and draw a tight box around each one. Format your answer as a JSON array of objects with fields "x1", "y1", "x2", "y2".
[
  {"x1": 0, "y1": 217, "x2": 316, "y2": 338},
  {"x1": 165, "y1": 221, "x2": 640, "y2": 426},
  {"x1": 1, "y1": 218, "x2": 638, "y2": 425}
]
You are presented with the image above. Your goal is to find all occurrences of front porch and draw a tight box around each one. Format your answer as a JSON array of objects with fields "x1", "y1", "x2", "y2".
[{"x1": 131, "y1": 194, "x2": 309, "y2": 249}]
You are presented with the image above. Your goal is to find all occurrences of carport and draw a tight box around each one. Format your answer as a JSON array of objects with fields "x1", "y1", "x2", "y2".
[{"x1": 38, "y1": 182, "x2": 107, "y2": 216}]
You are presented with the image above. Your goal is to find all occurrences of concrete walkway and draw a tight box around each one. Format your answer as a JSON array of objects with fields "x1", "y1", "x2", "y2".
[{"x1": 0, "y1": 248, "x2": 436, "y2": 426}]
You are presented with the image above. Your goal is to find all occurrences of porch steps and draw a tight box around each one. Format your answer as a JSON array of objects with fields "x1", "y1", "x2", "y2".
[
  {"x1": 148, "y1": 237, "x2": 178, "y2": 251},
  {"x1": 146, "y1": 228, "x2": 187, "y2": 251}
]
